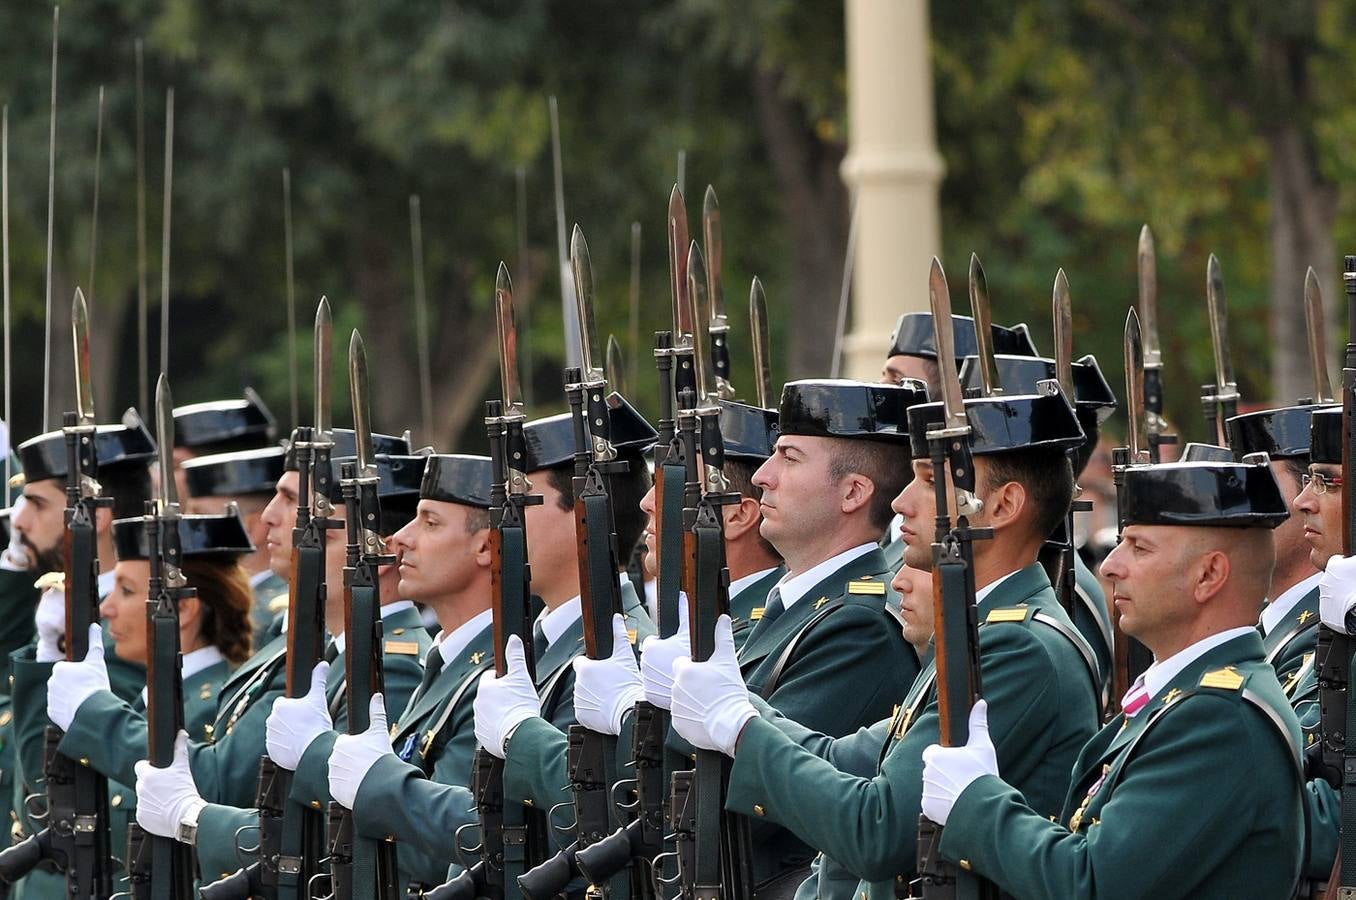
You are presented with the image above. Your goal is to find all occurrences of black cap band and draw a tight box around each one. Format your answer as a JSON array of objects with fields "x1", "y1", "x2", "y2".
[
  {"x1": 1310, "y1": 407, "x2": 1342, "y2": 465},
  {"x1": 1228, "y1": 403, "x2": 1335, "y2": 461},
  {"x1": 523, "y1": 393, "x2": 658, "y2": 471},
  {"x1": 888, "y1": 313, "x2": 1039, "y2": 362},
  {"x1": 182, "y1": 446, "x2": 285, "y2": 498},
  {"x1": 16, "y1": 408, "x2": 158, "y2": 485},
  {"x1": 173, "y1": 389, "x2": 277, "y2": 450},
  {"x1": 112, "y1": 511, "x2": 255, "y2": 561},
  {"x1": 907, "y1": 385, "x2": 1085, "y2": 458},
  {"x1": 778, "y1": 379, "x2": 928, "y2": 445},
  {"x1": 420, "y1": 454, "x2": 493, "y2": 507}
]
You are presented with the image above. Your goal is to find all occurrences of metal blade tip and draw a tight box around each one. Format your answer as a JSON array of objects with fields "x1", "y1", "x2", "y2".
[
  {"x1": 496, "y1": 261, "x2": 512, "y2": 294},
  {"x1": 316, "y1": 296, "x2": 331, "y2": 323},
  {"x1": 703, "y1": 184, "x2": 718, "y2": 210},
  {"x1": 1055, "y1": 268, "x2": 1069, "y2": 292},
  {"x1": 1306, "y1": 266, "x2": 1320, "y2": 290},
  {"x1": 929, "y1": 256, "x2": 945, "y2": 281},
  {"x1": 669, "y1": 183, "x2": 684, "y2": 207},
  {"x1": 969, "y1": 252, "x2": 983, "y2": 280},
  {"x1": 687, "y1": 239, "x2": 704, "y2": 272},
  {"x1": 156, "y1": 371, "x2": 171, "y2": 403},
  {"x1": 1138, "y1": 224, "x2": 1153, "y2": 248},
  {"x1": 1208, "y1": 253, "x2": 1221, "y2": 274},
  {"x1": 349, "y1": 328, "x2": 364, "y2": 357},
  {"x1": 751, "y1": 275, "x2": 764, "y2": 295},
  {"x1": 72, "y1": 286, "x2": 86, "y2": 316},
  {"x1": 570, "y1": 223, "x2": 587, "y2": 257},
  {"x1": 1126, "y1": 307, "x2": 1140, "y2": 330}
]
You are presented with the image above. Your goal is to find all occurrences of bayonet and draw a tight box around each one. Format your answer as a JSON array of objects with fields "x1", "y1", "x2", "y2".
[
  {"x1": 1203, "y1": 253, "x2": 1240, "y2": 444},
  {"x1": 702, "y1": 186, "x2": 736, "y2": 399},
  {"x1": 1124, "y1": 309, "x2": 1147, "y2": 464},
  {"x1": 929, "y1": 259, "x2": 970, "y2": 437},
  {"x1": 41, "y1": 6, "x2": 58, "y2": 433},
  {"x1": 1137, "y1": 225, "x2": 1161, "y2": 368},
  {"x1": 751, "y1": 276, "x2": 772, "y2": 409},
  {"x1": 86, "y1": 85, "x2": 103, "y2": 310},
  {"x1": 1053, "y1": 269, "x2": 1074, "y2": 398},
  {"x1": 135, "y1": 38, "x2": 149, "y2": 415},
  {"x1": 606, "y1": 335, "x2": 627, "y2": 399},
  {"x1": 570, "y1": 225, "x2": 604, "y2": 383},
  {"x1": 284, "y1": 168, "x2": 298, "y2": 428},
  {"x1": 158, "y1": 87, "x2": 174, "y2": 377},
  {"x1": 968, "y1": 253, "x2": 1002, "y2": 397},
  {"x1": 155, "y1": 373, "x2": 177, "y2": 511},
  {"x1": 71, "y1": 288, "x2": 94, "y2": 427},
  {"x1": 496, "y1": 264, "x2": 525, "y2": 417},
  {"x1": 410, "y1": 194, "x2": 434, "y2": 443},
  {"x1": 349, "y1": 330, "x2": 375, "y2": 476},
  {"x1": 668, "y1": 185, "x2": 692, "y2": 346},
  {"x1": 314, "y1": 297, "x2": 332, "y2": 439},
  {"x1": 688, "y1": 241, "x2": 716, "y2": 405},
  {"x1": 1306, "y1": 267, "x2": 1334, "y2": 403}
]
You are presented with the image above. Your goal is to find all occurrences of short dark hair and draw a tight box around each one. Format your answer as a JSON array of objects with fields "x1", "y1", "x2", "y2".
[
  {"x1": 980, "y1": 448, "x2": 1075, "y2": 543},
  {"x1": 826, "y1": 439, "x2": 911, "y2": 534},
  {"x1": 1280, "y1": 458, "x2": 1308, "y2": 486},
  {"x1": 545, "y1": 450, "x2": 652, "y2": 570},
  {"x1": 102, "y1": 465, "x2": 153, "y2": 520},
  {"x1": 464, "y1": 506, "x2": 491, "y2": 534},
  {"x1": 725, "y1": 459, "x2": 781, "y2": 560}
]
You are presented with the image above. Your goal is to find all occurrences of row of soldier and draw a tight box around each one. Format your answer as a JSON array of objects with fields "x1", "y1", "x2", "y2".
[{"x1": 0, "y1": 209, "x2": 1343, "y2": 900}]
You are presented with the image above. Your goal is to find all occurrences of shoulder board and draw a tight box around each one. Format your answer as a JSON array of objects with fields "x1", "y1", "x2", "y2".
[
  {"x1": 268, "y1": 594, "x2": 290, "y2": 614},
  {"x1": 1199, "y1": 666, "x2": 1245, "y2": 691},
  {"x1": 627, "y1": 628, "x2": 638, "y2": 645},
  {"x1": 848, "y1": 578, "x2": 886, "y2": 596},
  {"x1": 749, "y1": 607, "x2": 764, "y2": 621},
  {"x1": 985, "y1": 605, "x2": 1032, "y2": 625},
  {"x1": 384, "y1": 640, "x2": 422, "y2": 656},
  {"x1": 34, "y1": 572, "x2": 64, "y2": 592}
]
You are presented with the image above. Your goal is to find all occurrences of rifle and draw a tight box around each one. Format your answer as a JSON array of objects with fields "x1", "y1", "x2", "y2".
[
  {"x1": 0, "y1": 289, "x2": 115, "y2": 896},
  {"x1": 913, "y1": 259, "x2": 996, "y2": 900},
  {"x1": 322, "y1": 331, "x2": 400, "y2": 900},
  {"x1": 200, "y1": 300, "x2": 337, "y2": 900},
  {"x1": 124, "y1": 375, "x2": 196, "y2": 899},
  {"x1": 437, "y1": 264, "x2": 550, "y2": 900},
  {"x1": 518, "y1": 226, "x2": 633, "y2": 900},
  {"x1": 1136, "y1": 226, "x2": 1177, "y2": 463},
  {"x1": 575, "y1": 186, "x2": 699, "y2": 896},
  {"x1": 1319, "y1": 256, "x2": 1356, "y2": 893},
  {"x1": 1109, "y1": 311, "x2": 1153, "y2": 714},
  {"x1": 668, "y1": 240, "x2": 754, "y2": 900}
]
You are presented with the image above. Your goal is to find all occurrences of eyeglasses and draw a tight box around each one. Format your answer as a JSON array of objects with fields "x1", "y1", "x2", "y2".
[{"x1": 1302, "y1": 472, "x2": 1343, "y2": 495}]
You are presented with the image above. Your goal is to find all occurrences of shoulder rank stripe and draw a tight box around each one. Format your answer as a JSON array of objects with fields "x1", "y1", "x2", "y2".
[
  {"x1": 1199, "y1": 666, "x2": 1245, "y2": 691},
  {"x1": 384, "y1": 640, "x2": 421, "y2": 656},
  {"x1": 848, "y1": 579, "x2": 886, "y2": 596},
  {"x1": 985, "y1": 606, "x2": 1029, "y2": 624},
  {"x1": 750, "y1": 607, "x2": 764, "y2": 621}
]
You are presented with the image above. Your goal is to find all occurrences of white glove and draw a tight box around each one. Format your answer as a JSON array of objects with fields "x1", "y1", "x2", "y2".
[
  {"x1": 670, "y1": 615, "x2": 757, "y2": 757},
  {"x1": 1, "y1": 497, "x2": 31, "y2": 571},
  {"x1": 640, "y1": 599, "x2": 691, "y2": 709},
  {"x1": 34, "y1": 584, "x2": 66, "y2": 663},
  {"x1": 133, "y1": 731, "x2": 206, "y2": 842},
  {"x1": 573, "y1": 615, "x2": 644, "y2": 735},
  {"x1": 265, "y1": 661, "x2": 333, "y2": 770},
  {"x1": 47, "y1": 623, "x2": 109, "y2": 730},
  {"x1": 920, "y1": 700, "x2": 998, "y2": 826},
  {"x1": 1320, "y1": 555, "x2": 1356, "y2": 634},
  {"x1": 473, "y1": 635, "x2": 540, "y2": 759},
  {"x1": 328, "y1": 693, "x2": 395, "y2": 808}
]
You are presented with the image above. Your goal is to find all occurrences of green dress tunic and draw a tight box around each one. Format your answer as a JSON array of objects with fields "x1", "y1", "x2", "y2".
[
  {"x1": 938, "y1": 631, "x2": 1303, "y2": 900},
  {"x1": 723, "y1": 563, "x2": 1099, "y2": 900}
]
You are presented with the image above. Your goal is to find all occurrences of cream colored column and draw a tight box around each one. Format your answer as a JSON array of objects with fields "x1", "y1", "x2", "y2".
[{"x1": 841, "y1": 0, "x2": 945, "y2": 381}]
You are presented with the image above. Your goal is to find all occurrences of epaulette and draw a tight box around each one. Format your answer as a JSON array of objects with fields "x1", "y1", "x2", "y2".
[
  {"x1": 33, "y1": 572, "x2": 64, "y2": 592},
  {"x1": 384, "y1": 639, "x2": 421, "y2": 656},
  {"x1": 268, "y1": 593, "x2": 290, "y2": 614},
  {"x1": 1199, "y1": 666, "x2": 1246, "y2": 691},
  {"x1": 984, "y1": 604, "x2": 1033, "y2": 625},
  {"x1": 847, "y1": 576, "x2": 886, "y2": 597}
]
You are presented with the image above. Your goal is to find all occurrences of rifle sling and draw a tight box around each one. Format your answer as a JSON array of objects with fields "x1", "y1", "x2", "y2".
[{"x1": 657, "y1": 461, "x2": 686, "y2": 636}]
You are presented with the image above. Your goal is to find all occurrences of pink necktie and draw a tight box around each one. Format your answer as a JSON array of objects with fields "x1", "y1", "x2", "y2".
[{"x1": 1121, "y1": 678, "x2": 1151, "y2": 717}]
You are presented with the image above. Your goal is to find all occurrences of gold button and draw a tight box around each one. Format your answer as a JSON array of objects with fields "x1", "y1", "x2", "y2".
[
  {"x1": 392, "y1": 628, "x2": 405, "y2": 635},
  {"x1": 752, "y1": 804, "x2": 765, "y2": 817},
  {"x1": 959, "y1": 859, "x2": 972, "y2": 872},
  {"x1": 79, "y1": 758, "x2": 90, "y2": 767},
  {"x1": 524, "y1": 799, "x2": 534, "y2": 808},
  {"x1": 310, "y1": 800, "x2": 322, "y2": 810},
  {"x1": 111, "y1": 794, "x2": 122, "y2": 807}
]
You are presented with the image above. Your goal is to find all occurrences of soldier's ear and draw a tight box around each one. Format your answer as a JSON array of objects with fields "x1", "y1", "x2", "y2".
[
  {"x1": 723, "y1": 496, "x2": 762, "y2": 542},
  {"x1": 472, "y1": 527, "x2": 494, "y2": 569},
  {"x1": 839, "y1": 472, "x2": 873, "y2": 517},
  {"x1": 1190, "y1": 548, "x2": 1231, "y2": 605},
  {"x1": 982, "y1": 479, "x2": 1025, "y2": 533}
]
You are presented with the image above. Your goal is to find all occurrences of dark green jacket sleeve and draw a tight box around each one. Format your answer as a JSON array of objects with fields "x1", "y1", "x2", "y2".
[
  {"x1": 196, "y1": 802, "x2": 262, "y2": 882},
  {"x1": 351, "y1": 753, "x2": 477, "y2": 882},
  {"x1": 1306, "y1": 777, "x2": 1338, "y2": 880},
  {"x1": 725, "y1": 622, "x2": 1087, "y2": 883},
  {"x1": 939, "y1": 694, "x2": 1302, "y2": 900},
  {"x1": 290, "y1": 730, "x2": 339, "y2": 808}
]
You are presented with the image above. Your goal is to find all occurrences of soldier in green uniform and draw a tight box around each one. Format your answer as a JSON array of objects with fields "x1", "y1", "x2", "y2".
[
  {"x1": 960, "y1": 351, "x2": 1118, "y2": 706},
  {"x1": 568, "y1": 379, "x2": 927, "y2": 894},
  {"x1": 169, "y1": 390, "x2": 277, "y2": 502},
  {"x1": 264, "y1": 453, "x2": 496, "y2": 891},
  {"x1": 665, "y1": 383, "x2": 1100, "y2": 900},
  {"x1": 45, "y1": 433, "x2": 427, "y2": 821},
  {"x1": 467, "y1": 397, "x2": 658, "y2": 846},
  {"x1": 180, "y1": 445, "x2": 291, "y2": 645},
  {"x1": 1227, "y1": 402, "x2": 1331, "y2": 682},
  {"x1": 919, "y1": 455, "x2": 1303, "y2": 900},
  {"x1": 47, "y1": 508, "x2": 256, "y2": 888},
  {"x1": 1294, "y1": 406, "x2": 1348, "y2": 886},
  {"x1": 878, "y1": 313, "x2": 1037, "y2": 571},
  {"x1": 636, "y1": 400, "x2": 783, "y2": 649}
]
